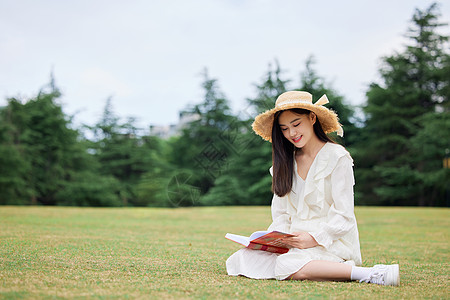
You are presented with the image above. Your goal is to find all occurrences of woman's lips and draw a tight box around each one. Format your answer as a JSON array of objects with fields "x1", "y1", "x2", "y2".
[{"x1": 293, "y1": 136, "x2": 302, "y2": 143}]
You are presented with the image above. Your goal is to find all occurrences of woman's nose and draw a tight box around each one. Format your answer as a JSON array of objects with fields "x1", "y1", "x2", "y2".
[{"x1": 289, "y1": 128, "x2": 297, "y2": 137}]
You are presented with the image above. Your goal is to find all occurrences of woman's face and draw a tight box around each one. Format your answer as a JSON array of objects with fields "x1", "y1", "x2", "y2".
[{"x1": 278, "y1": 110, "x2": 316, "y2": 148}]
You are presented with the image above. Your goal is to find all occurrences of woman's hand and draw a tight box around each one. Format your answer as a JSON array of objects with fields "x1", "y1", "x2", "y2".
[{"x1": 280, "y1": 231, "x2": 319, "y2": 249}]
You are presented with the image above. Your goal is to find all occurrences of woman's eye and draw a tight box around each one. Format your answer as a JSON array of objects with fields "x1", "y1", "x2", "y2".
[
  {"x1": 293, "y1": 123, "x2": 300, "y2": 127},
  {"x1": 281, "y1": 128, "x2": 287, "y2": 131}
]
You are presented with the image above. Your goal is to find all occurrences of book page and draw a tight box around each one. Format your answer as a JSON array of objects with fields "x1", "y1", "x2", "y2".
[
  {"x1": 248, "y1": 231, "x2": 271, "y2": 241},
  {"x1": 225, "y1": 233, "x2": 250, "y2": 247}
]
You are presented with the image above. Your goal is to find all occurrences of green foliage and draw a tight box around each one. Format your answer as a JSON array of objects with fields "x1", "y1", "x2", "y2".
[
  {"x1": 200, "y1": 134, "x2": 273, "y2": 206},
  {"x1": 409, "y1": 112, "x2": 450, "y2": 206},
  {"x1": 54, "y1": 172, "x2": 122, "y2": 207},
  {"x1": 135, "y1": 136, "x2": 176, "y2": 207},
  {"x1": 0, "y1": 84, "x2": 84, "y2": 205},
  {"x1": 0, "y1": 109, "x2": 32, "y2": 204},
  {"x1": 0, "y1": 144, "x2": 31, "y2": 204},
  {"x1": 0, "y1": 82, "x2": 137, "y2": 207},
  {"x1": 169, "y1": 69, "x2": 239, "y2": 201},
  {"x1": 354, "y1": 3, "x2": 449, "y2": 205},
  {"x1": 89, "y1": 99, "x2": 172, "y2": 206}
]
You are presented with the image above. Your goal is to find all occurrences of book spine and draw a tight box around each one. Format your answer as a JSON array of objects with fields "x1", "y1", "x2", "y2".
[{"x1": 248, "y1": 242, "x2": 289, "y2": 254}]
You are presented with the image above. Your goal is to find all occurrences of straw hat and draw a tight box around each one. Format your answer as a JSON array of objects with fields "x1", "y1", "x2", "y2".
[{"x1": 251, "y1": 91, "x2": 343, "y2": 142}]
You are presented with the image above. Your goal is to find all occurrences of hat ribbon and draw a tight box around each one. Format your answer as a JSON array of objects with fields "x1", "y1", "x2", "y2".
[
  {"x1": 314, "y1": 94, "x2": 344, "y2": 137},
  {"x1": 314, "y1": 94, "x2": 329, "y2": 106}
]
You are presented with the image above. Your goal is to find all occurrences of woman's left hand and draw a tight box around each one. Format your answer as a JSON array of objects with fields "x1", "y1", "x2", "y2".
[{"x1": 280, "y1": 231, "x2": 319, "y2": 249}]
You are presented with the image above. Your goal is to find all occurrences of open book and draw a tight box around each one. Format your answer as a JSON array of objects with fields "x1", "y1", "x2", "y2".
[{"x1": 225, "y1": 230, "x2": 294, "y2": 254}]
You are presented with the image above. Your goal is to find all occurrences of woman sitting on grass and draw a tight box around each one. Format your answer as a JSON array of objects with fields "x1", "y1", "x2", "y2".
[{"x1": 226, "y1": 91, "x2": 400, "y2": 286}]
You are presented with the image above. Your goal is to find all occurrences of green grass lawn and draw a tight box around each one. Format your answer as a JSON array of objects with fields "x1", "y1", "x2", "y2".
[{"x1": 0, "y1": 206, "x2": 448, "y2": 299}]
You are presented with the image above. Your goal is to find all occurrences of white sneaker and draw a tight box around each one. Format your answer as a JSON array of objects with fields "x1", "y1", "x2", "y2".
[{"x1": 360, "y1": 264, "x2": 400, "y2": 286}]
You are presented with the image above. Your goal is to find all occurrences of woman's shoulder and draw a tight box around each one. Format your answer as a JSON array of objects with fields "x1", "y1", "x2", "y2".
[
  {"x1": 323, "y1": 142, "x2": 352, "y2": 160},
  {"x1": 325, "y1": 142, "x2": 350, "y2": 156},
  {"x1": 313, "y1": 142, "x2": 353, "y2": 178}
]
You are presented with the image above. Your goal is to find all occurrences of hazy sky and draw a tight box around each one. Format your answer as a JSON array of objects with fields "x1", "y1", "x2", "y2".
[{"x1": 1, "y1": 0, "x2": 449, "y2": 129}]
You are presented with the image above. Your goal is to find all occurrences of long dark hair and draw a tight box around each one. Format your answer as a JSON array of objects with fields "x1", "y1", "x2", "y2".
[{"x1": 271, "y1": 108, "x2": 335, "y2": 197}]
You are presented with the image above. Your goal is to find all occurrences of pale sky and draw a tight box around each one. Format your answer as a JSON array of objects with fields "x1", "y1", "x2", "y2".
[{"x1": 1, "y1": 0, "x2": 449, "y2": 129}]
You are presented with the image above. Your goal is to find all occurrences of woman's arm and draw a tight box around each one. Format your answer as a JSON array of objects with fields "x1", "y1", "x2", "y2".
[
  {"x1": 267, "y1": 166, "x2": 292, "y2": 233},
  {"x1": 267, "y1": 193, "x2": 292, "y2": 233}
]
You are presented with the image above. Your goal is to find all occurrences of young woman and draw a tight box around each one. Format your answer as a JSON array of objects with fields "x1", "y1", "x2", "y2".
[{"x1": 226, "y1": 91, "x2": 399, "y2": 286}]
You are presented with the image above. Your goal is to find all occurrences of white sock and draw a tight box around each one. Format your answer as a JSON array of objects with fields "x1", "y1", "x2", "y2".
[{"x1": 350, "y1": 266, "x2": 373, "y2": 281}]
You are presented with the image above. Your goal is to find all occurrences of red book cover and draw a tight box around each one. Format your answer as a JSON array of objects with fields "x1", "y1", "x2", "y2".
[{"x1": 225, "y1": 231, "x2": 294, "y2": 254}]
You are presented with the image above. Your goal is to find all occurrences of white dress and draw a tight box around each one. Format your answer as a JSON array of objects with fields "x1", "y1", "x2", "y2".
[{"x1": 226, "y1": 142, "x2": 362, "y2": 280}]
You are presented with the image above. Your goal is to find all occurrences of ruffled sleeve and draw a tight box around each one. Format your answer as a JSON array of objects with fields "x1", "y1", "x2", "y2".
[
  {"x1": 267, "y1": 166, "x2": 291, "y2": 233},
  {"x1": 309, "y1": 153, "x2": 357, "y2": 249}
]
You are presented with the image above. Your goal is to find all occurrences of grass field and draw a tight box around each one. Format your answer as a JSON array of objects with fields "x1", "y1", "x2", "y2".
[{"x1": 0, "y1": 206, "x2": 448, "y2": 299}]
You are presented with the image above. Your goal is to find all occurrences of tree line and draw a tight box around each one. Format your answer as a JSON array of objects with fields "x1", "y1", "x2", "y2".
[{"x1": 1, "y1": 3, "x2": 448, "y2": 207}]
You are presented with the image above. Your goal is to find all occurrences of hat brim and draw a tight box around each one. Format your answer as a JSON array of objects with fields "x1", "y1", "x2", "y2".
[{"x1": 252, "y1": 103, "x2": 340, "y2": 142}]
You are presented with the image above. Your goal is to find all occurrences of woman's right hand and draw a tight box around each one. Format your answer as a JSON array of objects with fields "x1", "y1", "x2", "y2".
[{"x1": 280, "y1": 231, "x2": 319, "y2": 249}]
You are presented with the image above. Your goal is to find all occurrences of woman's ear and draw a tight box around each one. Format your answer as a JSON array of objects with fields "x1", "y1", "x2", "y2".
[{"x1": 310, "y1": 112, "x2": 317, "y2": 125}]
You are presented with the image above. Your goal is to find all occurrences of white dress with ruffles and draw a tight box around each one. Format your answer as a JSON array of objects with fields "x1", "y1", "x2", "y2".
[{"x1": 226, "y1": 142, "x2": 362, "y2": 280}]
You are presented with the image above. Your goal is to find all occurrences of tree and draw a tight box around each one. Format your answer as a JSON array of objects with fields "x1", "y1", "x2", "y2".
[
  {"x1": 168, "y1": 69, "x2": 238, "y2": 203},
  {"x1": 135, "y1": 135, "x2": 177, "y2": 207},
  {"x1": 89, "y1": 99, "x2": 156, "y2": 206},
  {"x1": 0, "y1": 79, "x2": 123, "y2": 206},
  {"x1": 0, "y1": 84, "x2": 79, "y2": 205},
  {"x1": 354, "y1": 3, "x2": 449, "y2": 205},
  {"x1": 0, "y1": 108, "x2": 31, "y2": 204},
  {"x1": 408, "y1": 112, "x2": 450, "y2": 206},
  {"x1": 201, "y1": 62, "x2": 288, "y2": 206}
]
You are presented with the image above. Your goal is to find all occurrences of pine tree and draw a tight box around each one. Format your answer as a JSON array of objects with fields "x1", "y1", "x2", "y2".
[
  {"x1": 168, "y1": 69, "x2": 238, "y2": 205},
  {"x1": 90, "y1": 99, "x2": 156, "y2": 206},
  {"x1": 0, "y1": 105, "x2": 32, "y2": 204},
  {"x1": 355, "y1": 3, "x2": 449, "y2": 205},
  {"x1": 1, "y1": 84, "x2": 77, "y2": 205}
]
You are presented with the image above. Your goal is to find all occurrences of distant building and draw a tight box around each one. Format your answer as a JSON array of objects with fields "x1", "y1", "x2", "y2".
[
  {"x1": 149, "y1": 124, "x2": 178, "y2": 139},
  {"x1": 149, "y1": 111, "x2": 200, "y2": 139}
]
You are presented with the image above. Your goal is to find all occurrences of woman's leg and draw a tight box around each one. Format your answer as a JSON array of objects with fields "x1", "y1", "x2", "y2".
[
  {"x1": 288, "y1": 260, "x2": 400, "y2": 286},
  {"x1": 288, "y1": 260, "x2": 352, "y2": 281}
]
